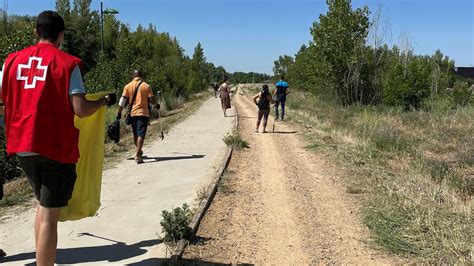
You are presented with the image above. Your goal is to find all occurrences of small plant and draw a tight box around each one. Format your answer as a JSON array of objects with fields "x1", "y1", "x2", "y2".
[
  {"x1": 450, "y1": 81, "x2": 473, "y2": 107},
  {"x1": 218, "y1": 171, "x2": 233, "y2": 194},
  {"x1": 160, "y1": 203, "x2": 193, "y2": 242},
  {"x1": 223, "y1": 130, "x2": 249, "y2": 150},
  {"x1": 196, "y1": 186, "x2": 207, "y2": 202}
]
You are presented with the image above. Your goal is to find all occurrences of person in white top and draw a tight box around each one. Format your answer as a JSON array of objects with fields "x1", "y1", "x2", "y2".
[{"x1": 218, "y1": 76, "x2": 232, "y2": 117}]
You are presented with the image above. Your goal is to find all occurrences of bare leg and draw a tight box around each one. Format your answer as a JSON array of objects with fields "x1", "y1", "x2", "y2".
[
  {"x1": 263, "y1": 109, "x2": 269, "y2": 133},
  {"x1": 35, "y1": 205, "x2": 40, "y2": 248},
  {"x1": 136, "y1": 137, "x2": 145, "y2": 161},
  {"x1": 256, "y1": 109, "x2": 263, "y2": 132},
  {"x1": 36, "y1": 206, "x2": 60, "y2": 266}
]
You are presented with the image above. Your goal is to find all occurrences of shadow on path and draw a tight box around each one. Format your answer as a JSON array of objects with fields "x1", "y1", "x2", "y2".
[
  {"x1": 143, "y1": 154, "x2": 205, "y2": 164},
  {"x1": 0, "y1": 235, "x2": 161, "y2": 265},
  {"x1": 128, "y1": 258, "x2": 254, "y2": 266},
  {"x1": 272, "y1": 131, "x2": 297, "y2": 134}
]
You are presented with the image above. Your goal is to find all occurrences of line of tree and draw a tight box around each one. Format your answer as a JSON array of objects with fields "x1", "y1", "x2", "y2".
[
  {"x1": 1, "y1": 0, "x2": 231, "y2": 103},
  {"x1": 274, "y1": 0, "x2": 473, "y2": 109},
  {"x1": 228, "y1": 72, "x2": 271, "y2": 84},
  {"x1": 0, "y1": 0, "x2": 231, "y2": 181}
]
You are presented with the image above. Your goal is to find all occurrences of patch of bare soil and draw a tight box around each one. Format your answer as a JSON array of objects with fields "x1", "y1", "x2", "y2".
[{"x1": 184, "y1": 88, "x2": 404, "y2": 264}]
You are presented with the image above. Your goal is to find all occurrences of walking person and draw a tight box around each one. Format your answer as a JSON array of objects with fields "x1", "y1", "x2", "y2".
[
  {"x1": 273, "y1": 75, "x2": 290, "y2": 121},
  {"x1": 116, "y1": 70, "x2": 157, "y2": 164},
  {"x1": 219, "y1": 76, "x2": 231, "y2": 117},
  {"x1": 253, "y1": 84, "x2": 274, "y2": 133},
  {"x1": 213, "y1": 82, "x2": 219, "y2": 98},
  {"x1": 1, "y1": 11, "x2": 115, "y2": 265}
]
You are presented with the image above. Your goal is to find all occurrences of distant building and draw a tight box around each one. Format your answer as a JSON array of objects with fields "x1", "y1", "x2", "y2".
[{"x1": 454, "y1": 67, "x2": 474, "y2": 80}]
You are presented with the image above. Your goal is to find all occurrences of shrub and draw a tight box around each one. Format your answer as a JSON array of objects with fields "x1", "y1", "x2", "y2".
[
  {"x1": 0, "y1": 130, "x2": 21, "y2": 182},
  {"x1": 223, "y1": 131, "x2": 249, "y2": 150},
  {"x1": 450, "y1": 80, "x2": 473, "y2": 106},
  {"x1": 383, "y1": 58, "x2": 432, "y2": 110},
  {"x1": 160, "y1": 203, "x2": 192, "y2": 242}
]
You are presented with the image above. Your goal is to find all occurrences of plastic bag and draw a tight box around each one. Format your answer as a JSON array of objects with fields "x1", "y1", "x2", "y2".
[{"x1": 59, "y1": 93, "x2": 107, "y2": 221}]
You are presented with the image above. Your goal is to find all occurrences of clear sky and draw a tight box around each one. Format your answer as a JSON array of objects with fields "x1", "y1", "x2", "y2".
[{"x1": 4, "y1": 0, "x2": 473, "y2": 74}]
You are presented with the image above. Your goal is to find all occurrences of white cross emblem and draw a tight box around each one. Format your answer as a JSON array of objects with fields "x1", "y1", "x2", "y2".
[{"x1": 16, "y1": 56, "x2": 48, "y2": 89}]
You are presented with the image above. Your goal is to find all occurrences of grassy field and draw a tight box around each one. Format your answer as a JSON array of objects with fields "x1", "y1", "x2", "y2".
[
  {"x1": 0, "y1": 91, "x2": 212, "y2": 214},
  {"x1": 282, "y1": 90, "x2": 473, "y2": 262}
]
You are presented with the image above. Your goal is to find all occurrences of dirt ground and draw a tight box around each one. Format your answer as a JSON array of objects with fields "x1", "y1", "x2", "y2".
[{"x1": 183, "y1": 85, "x2": 404, "y2": 264}]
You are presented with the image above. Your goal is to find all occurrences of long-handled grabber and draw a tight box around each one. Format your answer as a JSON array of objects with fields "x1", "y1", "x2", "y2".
[
  {"x1": 157, "y1": 91, "x2": 165, "y2": 140},
  {"x1": 158, "y1": 110, "x2": 164, "y2": 140},
  {"x1": 271, "y1": 103, "x2": 276, "y2": 133}
]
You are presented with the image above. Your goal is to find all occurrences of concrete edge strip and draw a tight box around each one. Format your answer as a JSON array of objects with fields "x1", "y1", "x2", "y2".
[{"x1": 170, "y1": 85, "x2": 241, "y2": 261}]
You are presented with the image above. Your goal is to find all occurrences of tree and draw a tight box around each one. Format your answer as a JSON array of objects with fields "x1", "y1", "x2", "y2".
[
  {"x1": 273, "y1": 55, "x2": 294, "y2": 78},
  {"x1": 310, "y1": 0, "x2": 370, "y2": 105},
  {"x1": 189, "y1": 42, "x2": 209, "y2": 93}
]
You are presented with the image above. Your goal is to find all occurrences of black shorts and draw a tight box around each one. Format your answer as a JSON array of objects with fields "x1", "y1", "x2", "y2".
[
  {"x1": 131, "y1": 116, "x2": 149, "y2": 138},
  {"x1": 18, "y1": 155, "x2": 77, "y2": 208}
]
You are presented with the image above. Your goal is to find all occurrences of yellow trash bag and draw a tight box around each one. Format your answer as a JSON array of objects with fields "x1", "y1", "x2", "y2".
[{"x1": 59, "y1": 93, "x2": 107, "y2": 221}]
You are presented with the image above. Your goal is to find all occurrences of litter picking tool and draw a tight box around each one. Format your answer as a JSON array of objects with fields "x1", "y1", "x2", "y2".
[
  {"x1": 77, "y1": 232, "x2": 125, "y2": 244},
  {"x1": 158, "y1": 91, "x2": 165, "y2": 140},
  {"x1": 158, "y1": 110, "x2": 164, "y2": 140},
  {"x1": 271, "y1": 103, "x2": 276, "y2": 133}
]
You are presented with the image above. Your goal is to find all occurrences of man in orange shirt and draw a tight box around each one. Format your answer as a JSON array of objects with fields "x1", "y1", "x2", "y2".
[{"x1": 117, "y1": 70, "x2": 157, "y2": 164}]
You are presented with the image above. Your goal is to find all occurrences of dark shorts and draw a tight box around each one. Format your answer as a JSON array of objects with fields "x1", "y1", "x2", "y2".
[
  {"x1": 18, "y1": 155, "x2": 77, "y2": 208},
  {"x1": 131, "y1": 116, "x2": 149, "y2": 138}
]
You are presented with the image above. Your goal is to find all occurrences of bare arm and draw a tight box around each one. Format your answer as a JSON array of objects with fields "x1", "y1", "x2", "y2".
[
  {"x1": 70, "y1": 94, "x2": 107, "y2": 118},
  {"x1": 252, "y1": 93, "x2": 260, "y2": 105}
]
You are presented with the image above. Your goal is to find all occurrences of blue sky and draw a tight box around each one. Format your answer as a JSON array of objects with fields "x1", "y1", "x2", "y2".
[{"x1": 5, "y1": 0, "x2": 473, "y2": 74}]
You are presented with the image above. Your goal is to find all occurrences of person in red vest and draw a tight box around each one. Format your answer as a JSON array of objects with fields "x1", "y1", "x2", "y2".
[{"x1": 0, "y1": 11, "x2": 115, "y2": 265}]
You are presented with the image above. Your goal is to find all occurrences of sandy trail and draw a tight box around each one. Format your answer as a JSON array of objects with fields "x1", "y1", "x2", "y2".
[
  {"x1": 0, "y1": 96, "x2": 235, "y2": 265},
  {"x1": 184, "y1": 85, "x2": 399, "y2": 264}
]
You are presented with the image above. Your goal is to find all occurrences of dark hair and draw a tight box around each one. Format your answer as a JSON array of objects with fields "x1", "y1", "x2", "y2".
[
  {"x1": 280, "y1": 75, "x2": 285, "y2": 80},
  {"x1": 133, "y1": 69, "x2": 143, "y2": 78},
  {"x1": 36, "y1": 11, "x2": 65, "y2": 42},
  {"x1": 223, "y1": 76, "x2": 228, "y2": 82},
  {"x1": 262, "y1": 84, "x2": 269, "y2": 95}
]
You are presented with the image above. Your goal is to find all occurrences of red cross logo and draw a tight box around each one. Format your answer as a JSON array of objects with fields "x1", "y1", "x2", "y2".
[{"x1": 16, "y1": 56, "x2": 48, "y2": 89}]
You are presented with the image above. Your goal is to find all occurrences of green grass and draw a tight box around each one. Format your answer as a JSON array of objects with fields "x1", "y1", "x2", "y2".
[
  {"x1": 0, "y1": 177, "x2": 33, "y2": 207},
  {"x1": 217, "y1": 170, "x2": 234, "y2": 195},
  {"x1": 286, "y1": 91, "x2": 474, "y2": 263},
  {"x1": 223, "y1": 130, "x2": 249, "y2": 150}
]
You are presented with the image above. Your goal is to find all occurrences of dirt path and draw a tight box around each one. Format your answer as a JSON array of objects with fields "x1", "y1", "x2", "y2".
[
  {"x1": 0, "y1": 96, "x2": 236, "y2": 265},
  {"x1": 184, "y1": 85, "x2": 399, "y2": 264}
]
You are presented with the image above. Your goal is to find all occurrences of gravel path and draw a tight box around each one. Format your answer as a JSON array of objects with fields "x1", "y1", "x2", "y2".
[{"x1": 184, "y1": 85, "x2": 401, "y2": 264}]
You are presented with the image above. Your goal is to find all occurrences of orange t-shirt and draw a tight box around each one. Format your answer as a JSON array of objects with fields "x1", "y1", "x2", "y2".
[{"x1": 122, "y1": 77, "x2": 153, "y2": 117}]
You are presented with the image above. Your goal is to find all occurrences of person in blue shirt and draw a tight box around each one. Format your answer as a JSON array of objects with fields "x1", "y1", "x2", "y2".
[{"x1": 273, "y1": 75, "x2": 290, "y2": 121}]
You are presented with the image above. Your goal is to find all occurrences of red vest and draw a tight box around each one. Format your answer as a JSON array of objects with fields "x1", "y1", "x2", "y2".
[{"x1": 2, "y1": 42, "x2": 82, "y2": 164}]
